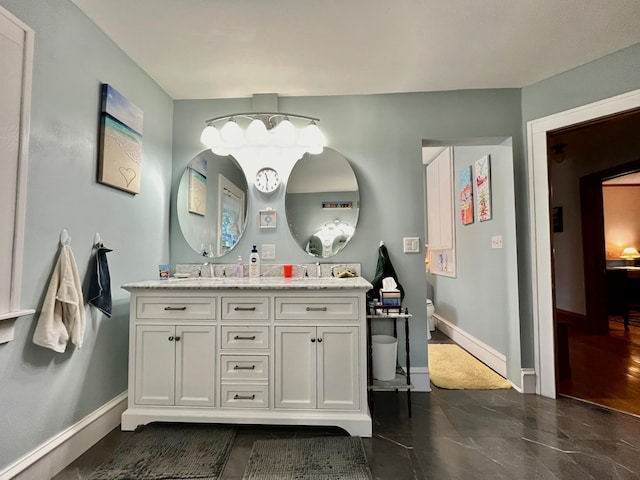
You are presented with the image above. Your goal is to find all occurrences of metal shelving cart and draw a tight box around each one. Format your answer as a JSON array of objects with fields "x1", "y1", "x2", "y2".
[{"x1": 366, "y1": 304, "x2": 413, "y2": 417}]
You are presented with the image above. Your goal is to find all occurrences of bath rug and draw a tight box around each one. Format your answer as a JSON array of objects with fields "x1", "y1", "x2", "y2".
[
  {"x1": 428, "y1": 343, "x2": 511, "y2": 389},
  {"x1": 241, "y1": 436, "x2": 373, "y2": 480},
  {"x1": 88, "y1": 423, "x2": 236, "y2": 479}
]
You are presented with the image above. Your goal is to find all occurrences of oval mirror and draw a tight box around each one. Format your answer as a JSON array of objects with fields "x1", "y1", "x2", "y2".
[
  {"x1": 177, "y1": 150, "x2": 248, "y2": 257},
  {"x1": 285, "y1": 147, "x2": 359, "y2": 258}
]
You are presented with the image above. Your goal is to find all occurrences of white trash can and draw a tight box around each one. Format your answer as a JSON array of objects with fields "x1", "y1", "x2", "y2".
[
  {"x1": 426, "y1": 299, "x2": 435, "y2": 331},
  {"x1": 372, "y1": 334, "x2": 398, "y2": 381}
]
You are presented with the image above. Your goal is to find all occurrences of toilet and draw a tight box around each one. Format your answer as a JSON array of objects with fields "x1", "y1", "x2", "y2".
[{"x1": 426, "y1": 299, "x2": 435, "y2": 331}]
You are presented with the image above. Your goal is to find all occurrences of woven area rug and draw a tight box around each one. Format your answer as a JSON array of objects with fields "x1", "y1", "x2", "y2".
[
  {"x1": 88, "y1": 424, "x2": 236, "y2": 480},
  {"x1": 241, "y1": 436, "x2": 373, "y2": 480},
  {"x1": 428, "y1": 343, "x2": 511, "y2": 389}
]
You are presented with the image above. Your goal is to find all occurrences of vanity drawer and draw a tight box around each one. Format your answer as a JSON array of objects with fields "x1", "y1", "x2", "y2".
[
  {"x1": 275, "y1": 297, "x2": 359, "y2": 321},
  {"x1": 136, "y1": 296, "x2": 215, "y2": 320},
  {"x1": 221, "y1": 297, "x2": 269, "y2": 321},
  {"x1": 220, "y1": 325, "x2": 270, "y2": 349},
  {"x1": 220, "y1": 355, "x2": 269, "y2": 381},
  {"x1": 221, "y1": 385, "x2": 268, "y2": 408}
]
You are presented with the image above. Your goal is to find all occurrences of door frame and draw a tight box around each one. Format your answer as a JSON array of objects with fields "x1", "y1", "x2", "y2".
[{"x1": 527, "y1": 88, "x2": 640, "y2": 398}]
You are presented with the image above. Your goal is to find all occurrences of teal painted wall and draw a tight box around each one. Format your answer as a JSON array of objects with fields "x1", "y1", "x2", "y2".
[{"x1": 0, "y1": 0, "x2": 173, "y2": 472}]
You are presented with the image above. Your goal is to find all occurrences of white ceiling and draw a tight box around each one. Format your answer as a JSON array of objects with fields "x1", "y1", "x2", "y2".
[{"x1": 71, "y1": 0, "x2": 640, "y2": 100}]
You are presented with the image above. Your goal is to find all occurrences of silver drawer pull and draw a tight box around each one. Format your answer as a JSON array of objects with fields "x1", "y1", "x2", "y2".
[
  {"x1": 234, "y1": 394, "x2": 256, "y2": 400},
  {"x1": 233, "y1": 365, "x2": 256, "y2": 370},
  {"x1": 164, "y1": 306, "x2": 187, "y2": 311},
  {"x1": 306, "y1": 306, "x2": 328, "y2": 311},
  {"x1": 234, "y1": 306, "x2": 257, "y2": 311},
  {"x1": 234, "y1": 335, "x2": 256, "y2": 340}
]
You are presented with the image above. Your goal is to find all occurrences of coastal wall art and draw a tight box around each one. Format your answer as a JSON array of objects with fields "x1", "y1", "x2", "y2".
[
  {"x1": 474, "y1": 155, "x2": 492, "y2": 222},
  {"x1": 98, "y1": 84, "x2": 144, "y2": 194},
  {"x1": 460, "y1": 166, "x2": 473, "y2": 225}
]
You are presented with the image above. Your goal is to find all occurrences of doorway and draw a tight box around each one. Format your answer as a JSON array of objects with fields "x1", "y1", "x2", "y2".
[
  {"x1": 547, "y1": 109, "x2": 640, "y2": 415},
  {"x1": 527, "y1": 88, "x2": 640, "y2": 399}
]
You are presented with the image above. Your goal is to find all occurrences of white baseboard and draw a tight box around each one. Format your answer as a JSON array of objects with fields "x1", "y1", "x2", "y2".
[
  {"x1": 520, "y1": 368, "x2": 537, "y2": 394},
  {"x1": 433, "y1": 313, "x2": 507, "y2": 377},
  {"x1": 2, "y1": 392, "x2": 127, "y2": 480}
]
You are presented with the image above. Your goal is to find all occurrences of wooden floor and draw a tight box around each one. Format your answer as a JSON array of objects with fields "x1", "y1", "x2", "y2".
[{"x1": 558, "y1": 318, "x2": 640, "y2": 416}]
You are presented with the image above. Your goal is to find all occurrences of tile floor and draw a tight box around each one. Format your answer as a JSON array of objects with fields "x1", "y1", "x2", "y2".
[{"x1": 52, "y1": 330, "x2": 640, "y2": 480}]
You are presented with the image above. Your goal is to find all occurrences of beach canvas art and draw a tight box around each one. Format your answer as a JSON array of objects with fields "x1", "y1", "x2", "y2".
[
  {"x1": 189, "y1": 167, "x2": 207, "y2": 216},
  {"x1": 98, "y1": 84, "x2": 144, "y2": 194},
  {"x1": 474, "y1": 155, "x2": 492, "y2": 222},
  {"x1": 460, "y1": 166, "x2": 473, "y2": 225}
]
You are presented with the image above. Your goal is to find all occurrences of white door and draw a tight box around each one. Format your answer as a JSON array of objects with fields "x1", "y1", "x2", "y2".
[
  {"x1": 275, "y1": 327, "x2": 316, "y2": 409},
  {"x1": 0, "y1": 8, "x2": 32, "y2": 331},
  {"x1": 175, "y1": 325, "x2": 215, "y2": 406},
  {"x1": 135, "y1": 325, "x2": 175, "y2": 405},
  {"x1": 317, "y1": 326, "x2": 359, "y2": 410}
]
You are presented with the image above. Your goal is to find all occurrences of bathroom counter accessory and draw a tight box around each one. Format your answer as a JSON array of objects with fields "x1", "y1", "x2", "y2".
[{"x1": 121, "y1": 277, "x2": 373, "y2": 437}]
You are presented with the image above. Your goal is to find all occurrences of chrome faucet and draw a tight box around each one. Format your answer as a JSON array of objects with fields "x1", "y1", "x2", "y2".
[{"x1": 201, "y1": 262, "x2": 215, "y2": 278}]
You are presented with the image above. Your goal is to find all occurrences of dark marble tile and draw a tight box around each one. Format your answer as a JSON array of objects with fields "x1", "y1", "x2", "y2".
[{"x1": 51, "y1": 390, "x2": 640, "y2": 480}]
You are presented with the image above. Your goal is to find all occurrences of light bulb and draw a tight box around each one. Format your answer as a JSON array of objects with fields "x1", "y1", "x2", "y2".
[
  {"x1": 211, "y1": 146, "x2": 230, "y2": 156},
  {"x1": 200, "y1": 125, "x2": 220, "y2": 147},
  {"x1": 246, "y1": 119, "x2": 269, "y2": 145},
  {"x1": 272, "y1": 118, "x2": 297, "y2": 147},
  {"x1": 299, "y1": 122, "x2": 324, "y2": 145},
  {"x1": 220, "y1": 119, "x2": 244, "y2": 146}
]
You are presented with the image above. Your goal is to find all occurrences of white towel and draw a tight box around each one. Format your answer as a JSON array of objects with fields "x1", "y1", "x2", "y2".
[{"x1": 33, "y1": 244, "x2": 86, "y2": 353}]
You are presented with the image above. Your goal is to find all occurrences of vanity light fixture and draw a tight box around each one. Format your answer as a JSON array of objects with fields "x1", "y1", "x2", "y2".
[{"x1": 200, "y1": 113, "x2": 326, "y2": 158}]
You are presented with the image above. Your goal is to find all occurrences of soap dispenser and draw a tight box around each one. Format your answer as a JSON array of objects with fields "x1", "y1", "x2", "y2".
[{"x1": 249, "y1": 245, "x2": 260, "y2": 278}]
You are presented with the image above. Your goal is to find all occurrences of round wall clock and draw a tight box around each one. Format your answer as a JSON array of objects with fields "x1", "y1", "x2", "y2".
[{"x1": 255, "y1": 167, "x2": 281, "y2": 194}]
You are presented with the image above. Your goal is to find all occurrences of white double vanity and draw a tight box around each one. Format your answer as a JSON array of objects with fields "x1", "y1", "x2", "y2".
[{"x1": 121, "y1": 276, "x2": 373, "y2": 437}]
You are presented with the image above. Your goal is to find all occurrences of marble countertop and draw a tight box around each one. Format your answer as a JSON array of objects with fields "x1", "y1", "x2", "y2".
[{"x1": 122, "y1": 276, "x2": 373, "y2": 291}]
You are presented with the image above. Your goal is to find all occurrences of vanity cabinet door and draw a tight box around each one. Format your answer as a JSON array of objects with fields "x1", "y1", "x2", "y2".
[
  {"x1": 135, "y1": 325, "x2": 176, "y2": 406},
  {"x1": 175, "y1": 325, "x2": 215, "y2": 406},
  {"x1": 275, "y1": 327, "x2": 316, "y2": 409},
  {"x1": 135, "y1": 324, "x2": 215, "y2": 407},
  {"x1": 275, "y1": 326, "x2": 359, "y2": 410},
  {"x1": 317, "y1": 326, "x2": 359, "y2": 410}
]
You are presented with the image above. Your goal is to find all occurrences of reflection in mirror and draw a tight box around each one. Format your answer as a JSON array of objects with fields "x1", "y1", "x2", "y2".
[
  {"x1": 286, "y1": 148, "x2": 359, "y2": 258},
  {"x1": 177, "y1": 150, "x2": 248, "y2": 257}
]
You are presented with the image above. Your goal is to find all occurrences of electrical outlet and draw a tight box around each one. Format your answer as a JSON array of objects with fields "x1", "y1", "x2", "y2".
[
  {"x1": 491, "y1": 235, "x2": 503, "y2": 249},
  {"x1": 403, "y1": 237, "x2": 420, "y2": 253},
  {"x1": 261, "y1": 244, "x2": 276, "y2": 259}
]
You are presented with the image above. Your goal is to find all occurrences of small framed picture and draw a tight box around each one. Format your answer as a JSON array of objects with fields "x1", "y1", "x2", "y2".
[{"x1": 259, "y1": 209, "x2": 277, "y2": 229}]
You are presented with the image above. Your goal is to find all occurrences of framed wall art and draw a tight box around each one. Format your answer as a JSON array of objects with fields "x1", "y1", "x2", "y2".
[
  {"x1": 188, "y1": 167, "x2": 206, "y2": 216},
  {"x1": 259, "y1": 208, "x2": 277, "y2": 229},
  {"x1": 98, "y1": 84, "x2": 144, "y2": 194},
  {"x1": 460, "y1": 166, "x2": 473, "y2": 225},
  {"x1": 474, "y1": 155, "x2": 492, "y2": 222}
]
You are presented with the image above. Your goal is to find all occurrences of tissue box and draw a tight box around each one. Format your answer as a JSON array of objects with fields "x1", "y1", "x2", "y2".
[{"x1": 380, "y1": 289, "x2": 401, "y2": 306}]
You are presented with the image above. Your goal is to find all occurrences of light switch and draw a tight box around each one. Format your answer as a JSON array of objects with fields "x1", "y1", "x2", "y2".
[
  {"x1": 491, "y1": 235, "x2": 503, "y2": 249},
  {"x1": 261, "y1": 244, "x2": 276, "y2": 259},
  {"x1": 403, "y1": 237, "x2": 420, "y2": 253}
]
